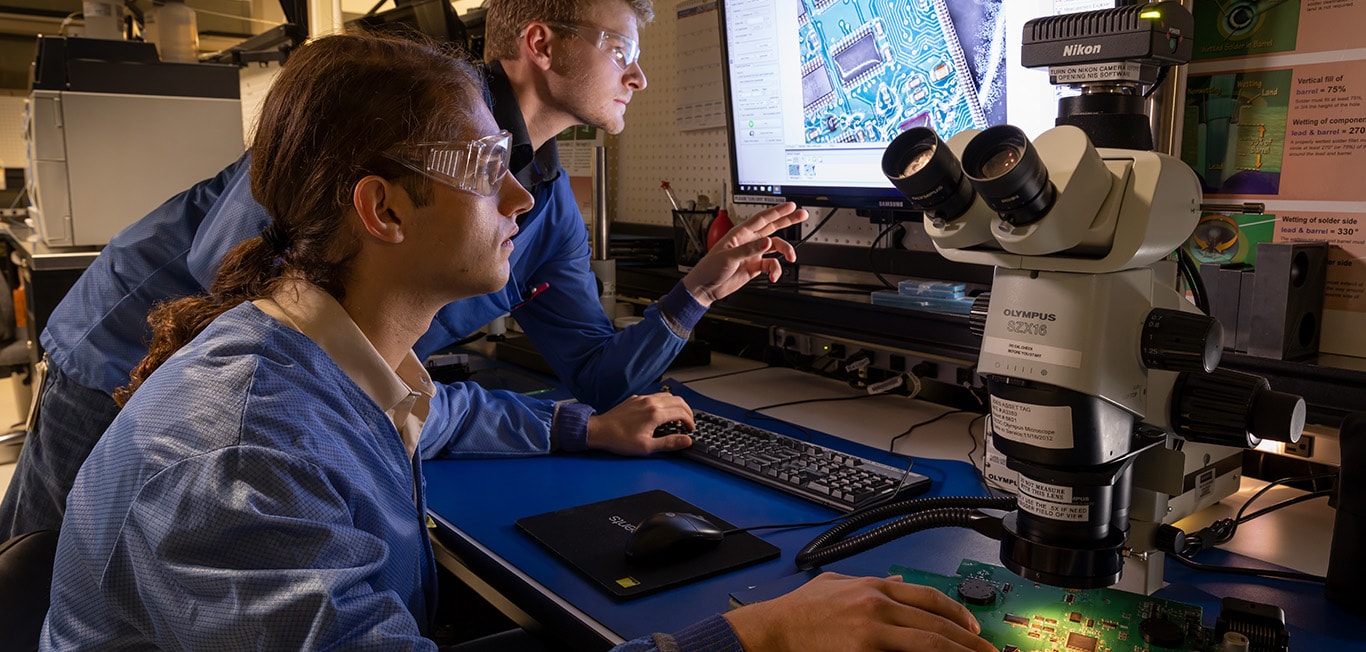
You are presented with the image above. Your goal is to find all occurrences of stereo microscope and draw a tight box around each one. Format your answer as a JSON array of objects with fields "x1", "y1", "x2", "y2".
[{"x1": 881, "y1": 2, "x2": 1305, "y2": 594}]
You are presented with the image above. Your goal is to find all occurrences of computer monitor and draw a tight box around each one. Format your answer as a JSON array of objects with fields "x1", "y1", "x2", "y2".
[{"x1": 720, "y1": 0, "x2": 1113, "y2": 211}]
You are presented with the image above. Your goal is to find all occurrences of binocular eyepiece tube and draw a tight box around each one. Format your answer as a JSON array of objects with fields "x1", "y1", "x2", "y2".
[{"x1": 882, "y1": 125, "x2": 1057, "y2": 228}]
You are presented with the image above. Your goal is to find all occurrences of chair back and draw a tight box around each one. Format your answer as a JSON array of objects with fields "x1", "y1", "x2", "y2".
[{"x1": 0, "y1": 529, "x2": 59, "y2": 652}]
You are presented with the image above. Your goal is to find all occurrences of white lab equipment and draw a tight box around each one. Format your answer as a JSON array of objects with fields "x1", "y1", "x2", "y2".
[{"x1": 25, "y1": 36, "x2": 243, "y2": 248}]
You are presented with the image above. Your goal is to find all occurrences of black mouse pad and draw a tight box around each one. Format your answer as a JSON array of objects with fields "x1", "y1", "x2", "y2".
[{"x1": 515, "y1": 490, "x2": 780, "y2": 600}]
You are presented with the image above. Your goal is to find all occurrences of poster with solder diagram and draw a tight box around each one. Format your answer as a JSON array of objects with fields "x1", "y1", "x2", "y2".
[
  {"x1": 1192, "y1": 0, "x2": 1300, "y2": 61},
  {"x1": 795, "y1": 0, "x2": 1000, "y2": 155},
  {"x1": 1182, "y1": 69, "x2": 1292, "y2": 196}
]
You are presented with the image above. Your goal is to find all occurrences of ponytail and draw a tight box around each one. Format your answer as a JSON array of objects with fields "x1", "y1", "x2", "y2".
[{"x1": 114, "y1": 235, "x2": 286, "y2": 405}]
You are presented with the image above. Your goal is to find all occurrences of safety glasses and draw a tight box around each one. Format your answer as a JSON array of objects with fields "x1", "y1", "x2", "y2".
[
  {"x1": 383, "y1": 130, "x2": 512, "y2": 197},
  {"x1": 547, "y1": 22, "x2": 641, "y2": 71}
]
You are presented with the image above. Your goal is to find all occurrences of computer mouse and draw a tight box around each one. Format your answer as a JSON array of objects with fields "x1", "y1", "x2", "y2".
[{"x1": 624, "y1": 511, "x2": 725, "y2": 564}]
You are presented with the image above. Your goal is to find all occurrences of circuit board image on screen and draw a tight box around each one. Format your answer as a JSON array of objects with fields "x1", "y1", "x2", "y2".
[{"x1": 796, "y1": 0, "x2": 987, "y2": 146}]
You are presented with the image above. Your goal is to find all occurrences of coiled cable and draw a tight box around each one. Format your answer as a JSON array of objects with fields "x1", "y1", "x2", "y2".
[{"x1": 795, "y1": 495, "x2": 1016, "y2": 570}]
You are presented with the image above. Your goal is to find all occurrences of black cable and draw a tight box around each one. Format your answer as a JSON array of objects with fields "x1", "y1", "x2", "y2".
[
  {"x1": 868, "y1": 222, "x2": 900, "y2": 290},
  {"x1": 744, "y1": 411, "x2": 821, "y2": 442},
  {"x1": 794, "y1": 207, "x2": 838, "y2": 249},
  {"x1": 675, "y1": 365, "x2": 769, "y2": 386},
  {"x1": 794, "y1": 495, "x2": 1017, "y2": 570},
  {"x1": 450, "y1": 331, "x2": 487, "y2": 347},
  {"x1": 887, "y1": 410, "x2": 968, "y2": 453},
  {"x1": 1177, "y1": 248, "x2": 1210, "y2": 314},
  {"x1": 780, "y1": 287, "x2": 874, "y2": 296},
  {"x1": 741, "y1": 393, "x2": 884, "y2": 441},
  {"x1": 1233, "y1": 471, "x2": 1337, "y2": 522},
  {"x1": 1179, "y1": 471, "x2": 1338, "y2": 556},
  {"x1": 1239, "y1": 489, "x2": 1332, "y2": 523},
  {"x1": 745, "y1": 392, "x2": 885, "y2": 415},
  {"x1": 965, "y1": 413, "x2": 987, "y2": 489},
  {"x1": 1169, "y1": 551, "x2": 1327, "y2": 583},
  {"x1": 1142, "y1": 65, "x2": 1170, "y2": 99},
  {"x1": 790, "y1": 281, "x2": 887, "y2": 291}
]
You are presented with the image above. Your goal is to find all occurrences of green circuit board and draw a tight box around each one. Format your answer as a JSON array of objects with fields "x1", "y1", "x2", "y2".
[{"x1": 891, "y1": 560, "x2": 1217, "y2": 652}]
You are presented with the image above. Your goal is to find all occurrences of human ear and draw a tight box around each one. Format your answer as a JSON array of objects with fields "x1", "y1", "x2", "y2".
[
  {"x1": 352, "y1": 175, "x2": 406, "y2": 244},
  {"x1": 523, "y1": 22, "x2": 556, "y2": 71}
]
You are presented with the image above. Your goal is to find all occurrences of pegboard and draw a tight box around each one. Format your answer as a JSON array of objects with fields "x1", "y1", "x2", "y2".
[
  {"x1": 0, "y1": 92, "x2": 27, "y2": 173},
  {"x1": 612, "y1": 1, "x2": 878, "y2": 248},
  {"x1": 613, "y1": 0, "x2": 734, "y2": 227}
]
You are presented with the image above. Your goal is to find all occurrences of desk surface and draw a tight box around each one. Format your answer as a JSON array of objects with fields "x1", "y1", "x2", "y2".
[{"x1": 424, "y1": 360, "x2": 1361, "y2": 650}]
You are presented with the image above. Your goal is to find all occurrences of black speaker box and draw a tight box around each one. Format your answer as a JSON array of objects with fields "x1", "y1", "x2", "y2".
[{"x1": 1247, "y1": 242, "x2": 1328, "y2": 360}]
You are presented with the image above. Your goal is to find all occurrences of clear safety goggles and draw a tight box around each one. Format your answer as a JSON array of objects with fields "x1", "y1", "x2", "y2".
[
  {"x1": 383, "y1": 130, "x2": 512, "y2": 197},
  {"x1": 548, "y1": 22, "x2": 641, "y2": 71}
]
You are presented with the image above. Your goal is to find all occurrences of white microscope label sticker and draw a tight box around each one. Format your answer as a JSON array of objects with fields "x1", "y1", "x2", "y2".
[
  {"x1": 1018, "y1": 495, "x2": 1091, "y2": 522},
  {"x1": 1017, "y1": 476, "x2": 1074, "y2": 503},
  {"x1": 990, "y1": 398, "x2": 1075, "y2": 449},
  {"x1": 982, "y1": 336, "x2": 1083, "y2": 368},
  {"x1": 1049, "y1": 61, "x2": 1143, "y2": 84},
  {"x1": 983, "y1": 433, "x2": 1019, "y2": 491}
]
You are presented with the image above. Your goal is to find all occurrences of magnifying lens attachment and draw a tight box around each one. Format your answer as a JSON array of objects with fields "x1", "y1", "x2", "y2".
[
  {"x1": 881, "y1": 127, "x2": 976, "y2": 225},
  {"x1": 961, "y1": 125, "x2": 1056, "y2": 227}
]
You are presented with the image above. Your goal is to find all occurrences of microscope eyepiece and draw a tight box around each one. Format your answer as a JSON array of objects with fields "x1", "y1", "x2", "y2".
[
  {"x1": 961, "y1": 125, "x2": 1057, "y2": 227},
  {"x1": 881, "y1": 127, "x2": 977, "y2": 224},
  {"x1": 976, "y1": 142, "x2": 1023, "y2": 179}
]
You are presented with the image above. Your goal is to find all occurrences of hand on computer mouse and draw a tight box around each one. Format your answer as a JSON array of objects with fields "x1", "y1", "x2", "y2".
[
  {"x1": 722, "y1": 572, "x2": 996, "y2": 652},
  {"x1": 624, "y1": 512, "x2": 725, "y2": 564},
  {"x1": 585, "y1": 393, "x2": 694, "y2": 456}
]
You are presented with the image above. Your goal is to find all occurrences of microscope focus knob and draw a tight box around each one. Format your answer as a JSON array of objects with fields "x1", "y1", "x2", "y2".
[
  {"x1": 1172, "y1": 369, "x2": 1306, "y2": 447},
  {"x1": 969, "y1": 293, "x2": 991, "y2": 337},
  {"x1": 1141, "y1": 308, "x2": 1222, "y2": 373}
]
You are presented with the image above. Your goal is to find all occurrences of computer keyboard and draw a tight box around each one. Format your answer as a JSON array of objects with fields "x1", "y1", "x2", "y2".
[{"x1": 655, "y1": 410, "x2": 931, "y2": 512}]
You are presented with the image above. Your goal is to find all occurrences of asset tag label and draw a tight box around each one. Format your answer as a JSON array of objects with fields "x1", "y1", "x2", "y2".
[
  {"x1": 983, "y1": 429, "x2": 1019, "y2": 492},
  {"x1": 990, "y1": 397, "x2": 1074, "y2": 449}
]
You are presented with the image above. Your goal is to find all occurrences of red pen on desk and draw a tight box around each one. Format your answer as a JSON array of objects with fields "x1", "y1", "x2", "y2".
[{"x1": 512, "y1": 282, "x2": 550, "y2": 311}]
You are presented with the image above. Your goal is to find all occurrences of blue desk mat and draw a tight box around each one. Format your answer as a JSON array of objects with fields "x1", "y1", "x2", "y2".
[
  {"x1": 421, "y1": 377, "x2": 1363, "y2": 647},
  {"x1": 422, "y1": 377, "x2": 1002, "y2": 641}
]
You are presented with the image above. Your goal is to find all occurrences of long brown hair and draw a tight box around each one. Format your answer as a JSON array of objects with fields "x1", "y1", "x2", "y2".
[{"x1": 115, "y1": 32, "x2": 483, "y2": 405}]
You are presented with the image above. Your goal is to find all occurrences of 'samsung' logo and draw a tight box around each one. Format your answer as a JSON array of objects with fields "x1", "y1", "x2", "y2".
[
  {"x1": 1062, "y1": 43, "x2": 1101, "y2": 57},
  {"x1": 608, "y1": 515, "x2": 637, "y2": 533}
]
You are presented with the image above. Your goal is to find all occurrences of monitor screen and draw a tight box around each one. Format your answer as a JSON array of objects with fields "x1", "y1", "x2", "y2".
[{"x1": 721, "y1": 0, "x2": 1113, "y2": 210}]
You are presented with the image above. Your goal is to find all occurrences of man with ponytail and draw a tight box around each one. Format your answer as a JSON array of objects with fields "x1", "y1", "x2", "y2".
[
  {"x1": 39, "y1": 30, "x2": 995, "y2": 652},
  {"x1": 0, "y1": 0, "x2": 802, "y2": 542}
]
